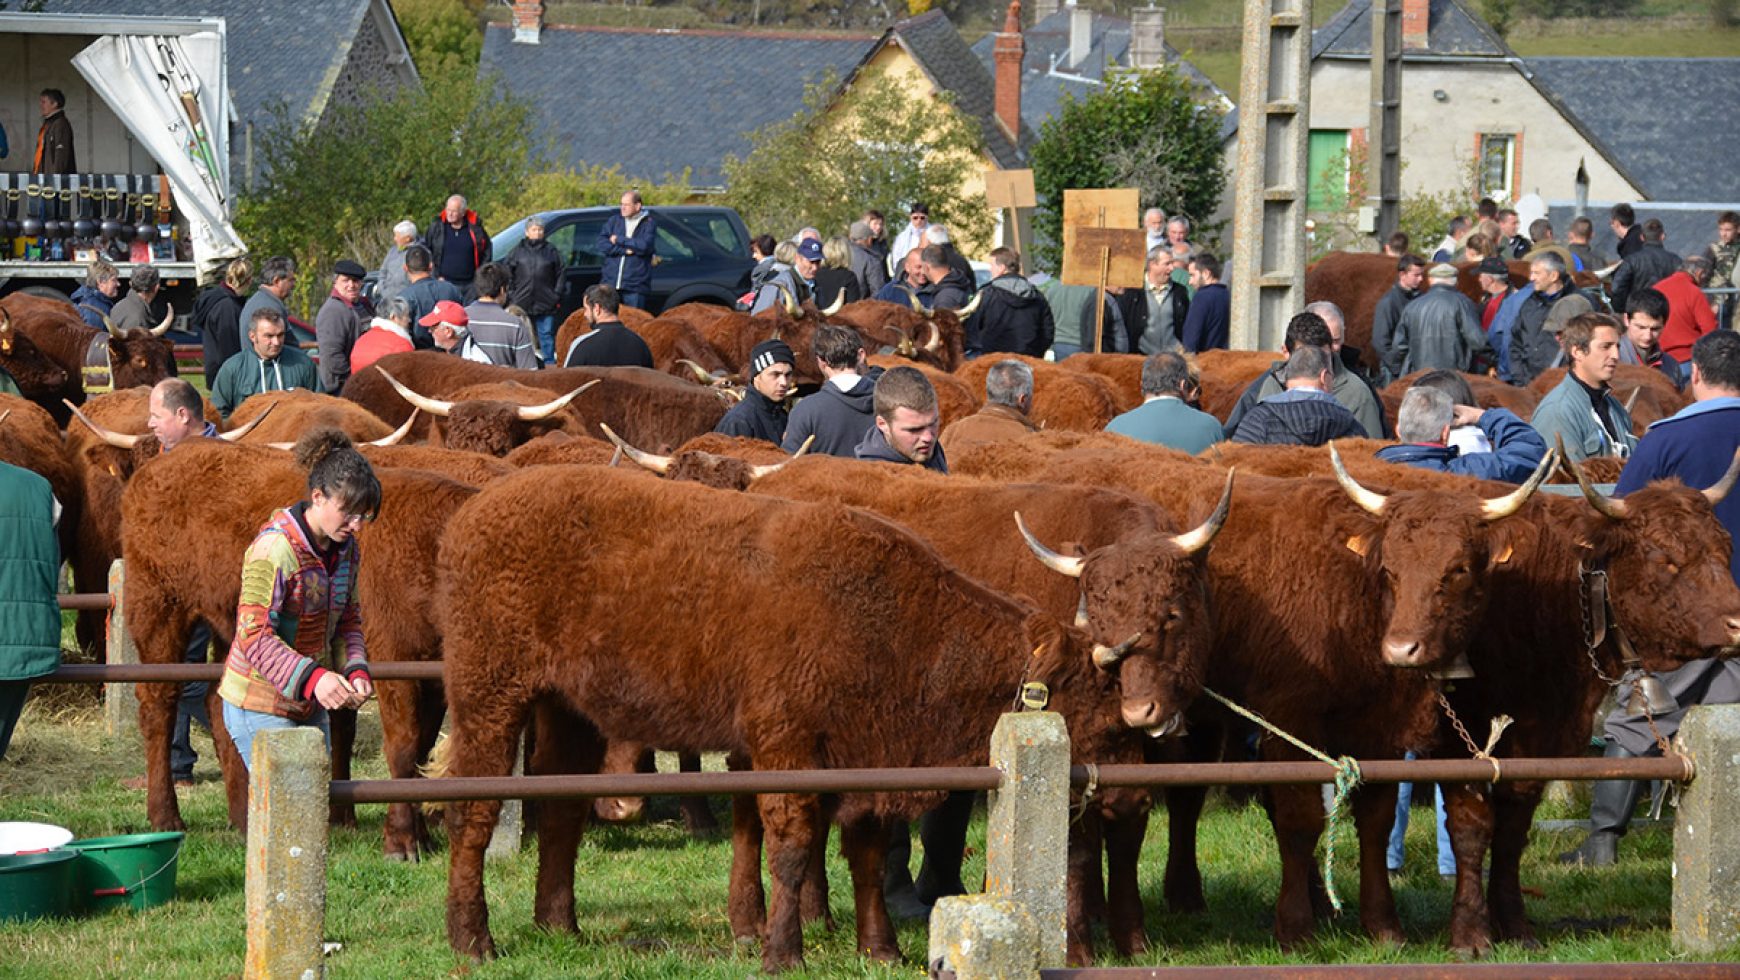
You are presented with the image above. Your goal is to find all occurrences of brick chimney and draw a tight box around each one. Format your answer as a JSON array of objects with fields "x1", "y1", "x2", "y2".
[
  {"x1": 1129, "y1": 4, "x2": 1165, "y2": 70},
  {"x1": 512, "y1": 0, "x2": 544, "y2": 44},
  {"x1": 1402, "y1": 0, "x2": 1429, "y2": 50},
  {"x1": 993, "y1": 1, "x2": 1025, "y2": 144}
]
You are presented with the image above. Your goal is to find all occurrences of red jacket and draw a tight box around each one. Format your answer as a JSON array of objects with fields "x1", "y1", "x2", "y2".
[
  {"x1": 1655, "y1": 270, "x2": 1717, "y2": 361},
  {"x1": 349, "y1": 322, "x2": 415, "y2": 374}
]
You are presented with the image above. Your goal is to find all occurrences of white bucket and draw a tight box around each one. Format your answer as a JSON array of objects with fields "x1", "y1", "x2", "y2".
[{"x1": 0, "y1": 822, "x2": 73, "y2": 856}]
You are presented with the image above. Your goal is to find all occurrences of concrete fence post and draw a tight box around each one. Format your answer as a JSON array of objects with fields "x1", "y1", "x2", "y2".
[
  {"x1": 1672, "y1": 703, "x2": 1740, "y2": 954},
  {"x1": 485, "y1": 731, "x2": 526, "y2": 862},
  {"x1": 245, "y1": 727, "x2": 330, "y2": 980},
  {"x1": 926, "y1": 895, "x2": 1039, "y2": 980},
  {"x1": 104, "y1": 559, "x2": 138, "y2": 739},
  {"x1": 982, "y1": 710, "x2": 1070, "y2": 968}
]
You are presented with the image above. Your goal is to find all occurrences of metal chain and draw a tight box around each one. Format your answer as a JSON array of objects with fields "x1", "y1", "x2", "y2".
[
  {"x1": 1439, "y1": 692, "x2": 1483, "y2": 758},
  {"x1": 1577, "y1": 565, "x2": 1622, "y2": 685}
]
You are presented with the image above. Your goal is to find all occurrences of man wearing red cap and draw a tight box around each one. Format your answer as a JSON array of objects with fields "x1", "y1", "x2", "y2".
[{"x1": 420, "y1": 300, "x2": 491, "y2": 364}]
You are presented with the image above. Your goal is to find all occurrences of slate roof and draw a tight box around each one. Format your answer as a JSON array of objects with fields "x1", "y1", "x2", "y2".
[
  {"x1": 33, "y1": 0, "x2": 392, "y2": 141},
  {"x1": 848, "y1": 10, "x2": 1034, "y2": 169},
  {"x1": 1527, "y1": 57, "x2": 1740, "y2": 203},
  {"x1": 480, "y1": 22, "x2": 872, "y2": 190},
  {"x1": 1310, "y1": 0, "x2": 1508, "y2": 59},
  {"x1": 966, "y1": 8, "x2": 1230, "y2": 138}
]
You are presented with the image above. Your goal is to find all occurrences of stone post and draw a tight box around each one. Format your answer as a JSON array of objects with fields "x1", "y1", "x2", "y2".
[
  {"x1": 927, "y1": 895, "x2": 1039, "y2": 980},
  {"x1": 982, "y1": 711, "x2": 1070, "y2": 967},
  {"x1": 1672, "y1": 703, "x2": 1740, "y2": 954},
  {"x1": 104, "y1": 559, "x2": 138, "y2": 739},
  {"x1": 485, "y1": 732, "x2": 525, "y2": 862},
  {"x1": 244, "y1": 727, "x2": 329, "y2": 980}
]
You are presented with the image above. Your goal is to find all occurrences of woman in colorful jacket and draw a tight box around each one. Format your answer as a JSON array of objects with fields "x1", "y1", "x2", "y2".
[{"x1": 219, "y1": 429, "x2": 380, "y2": 768}]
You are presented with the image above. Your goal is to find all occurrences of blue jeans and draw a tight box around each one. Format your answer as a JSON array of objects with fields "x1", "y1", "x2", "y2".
[
  {"x1": 618, "y1": 291, "x2": 650, "y2": 313},
  {"x1": 171, "y1": 621, "x2": 213, "y2": 781},
  {"x1": 223, "y1": 700, "x2": 330, "y2": 772},
  {"x1": 532, "y1": 314, "x2": 556, "y2": 364},
  {"x1": 1051, "y1": 343, "x2": 1080, "y2": 361},
  {"x1": 1389, "y1": 751, "x2": 1455, "y2": 874}
]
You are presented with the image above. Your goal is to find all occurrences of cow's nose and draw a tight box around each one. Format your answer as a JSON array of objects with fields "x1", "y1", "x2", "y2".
[
  {"x1": 1121, "y1": 699, "x2": 1164, "y2": 730},
  {"x1": 1383, "y1": 639, "x2": 1421, "y2": 666},
  {"x1": 1726, "y1": 617, "x2": 1740, "y2": 643}
]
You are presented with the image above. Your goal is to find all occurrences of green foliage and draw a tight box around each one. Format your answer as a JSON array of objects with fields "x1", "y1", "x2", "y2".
[
  {"x1": 1029, "y1": 67, "x2": 1226, "y2": 273},
  {"x1": 721, "y1": 72, "x2": 992, "y2": 247},
  {"x1": 1476, "y1": 0, "x2": 1518, "y2": 37},
  {"x1": 232, "y1": 72, "x2": 534, "y2": 317},
  {"x1": 1518, "y1": 0, "x2": 1639, "y2": 14},
  {"x1": 394, "y1": 0, "x2": 483, "y2": 76},
  {"x1": 498, "y1": 164, "x2": 694, "y2": 220}
]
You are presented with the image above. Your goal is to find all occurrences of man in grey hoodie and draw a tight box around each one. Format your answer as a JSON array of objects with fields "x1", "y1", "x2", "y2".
[
  {"x1": 855, "y1": 366, "x2": 947, "y2": 473},
  {"x1": 962, "y1": 247, "x2": 1053, "y2": 358},
  {"x1": 780, "y1": 324, "x2": 882, "y2": 456}
]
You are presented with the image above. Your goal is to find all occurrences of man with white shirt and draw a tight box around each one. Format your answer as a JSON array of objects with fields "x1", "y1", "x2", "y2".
[
  {"x1": 888, "y1": 202, "x2": 931, "y2": 277},
  {"x1": 1144, "y1": 208, "x2": 1167, "y2": 253},
  {"x1": 780, "y1": 324, "x2": 882, "y2": 456}
]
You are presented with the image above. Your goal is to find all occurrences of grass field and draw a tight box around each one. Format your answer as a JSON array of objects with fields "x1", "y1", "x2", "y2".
[{"x1": 3, "y1": 691, "x2": 1732, "y2": 978}]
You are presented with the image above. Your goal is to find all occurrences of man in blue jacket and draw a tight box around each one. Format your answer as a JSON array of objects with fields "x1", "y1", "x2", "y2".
[
  {"x1": 1560, "y1": 329, "x2": 1740, "y2": 866},
  {"x1": 1180, "y1": 252, "x2": 1229, "y2": 352},
  {"x1": 598, "y1": 190, "x2": 657, "y2": 312},
  {"x1": 1377, "y1": 382, "x2": 1548, "y2": 483}
]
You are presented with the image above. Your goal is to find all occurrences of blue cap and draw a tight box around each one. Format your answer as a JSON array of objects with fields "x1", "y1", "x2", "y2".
[{"x1": 796, "y1": 238, "x2": 824, "y2": 262}]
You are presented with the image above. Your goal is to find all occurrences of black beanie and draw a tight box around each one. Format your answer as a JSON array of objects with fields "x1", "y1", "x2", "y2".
[{"x1": 750, "y1": 338, "x2": 796, "y2": 378}]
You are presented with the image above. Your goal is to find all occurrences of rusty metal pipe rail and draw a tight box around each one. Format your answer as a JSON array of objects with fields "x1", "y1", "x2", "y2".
[
  {"x1": 324, "y1": 755, "x2": 1693, "y2": 805},
  {"x1": 44, "y1": 662, "x2": 444, "y2": 682},
  {"x1": 56, "y1": 593, "x2": 113, "y2": 611},
  {"x1": 987, "y1": 965, "x2": 1740, "y2": 979}
]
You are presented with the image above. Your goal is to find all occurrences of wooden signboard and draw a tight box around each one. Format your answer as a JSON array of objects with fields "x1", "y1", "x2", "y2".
[
  {"x1": 1059, "y1": 226, "x2": 1148, "y2": 289},
  {"x1": 1061, "y1": 187, "x2": 1140, "y2": 231},
  {"x1": 983, "y1": 168, "x2": 1037, "y2": 210}
]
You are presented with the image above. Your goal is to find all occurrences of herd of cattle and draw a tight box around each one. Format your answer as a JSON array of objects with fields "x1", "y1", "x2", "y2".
[{"x1": 2, "y1": 251, "x2": 1737, "y2": 973}]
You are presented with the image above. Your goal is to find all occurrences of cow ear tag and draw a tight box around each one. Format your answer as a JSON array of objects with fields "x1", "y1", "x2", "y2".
[
  {"x1": 1344, "y1": 534, "x2": 1370, "y2": 557},
  {"x1": 1020, "y1": 682, "x2": 1050, "y2": 710}
]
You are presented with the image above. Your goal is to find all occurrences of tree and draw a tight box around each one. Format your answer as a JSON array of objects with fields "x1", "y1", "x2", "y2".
[
  {"x1": 232, "y1": 71, "x2": 533, "y2": 316},
  {"x1": 497, "y1": 163, "x2": 693, "y2": 218},
  {"x1": 395, "y1": 0, "x2": 482, "y2": 76},
  {"x1": 721, "y1": 71, "x2": 992, "y2": 248},
  {"x1": 1028, "y1": 66, "x2": 1226, "y2": 273}
]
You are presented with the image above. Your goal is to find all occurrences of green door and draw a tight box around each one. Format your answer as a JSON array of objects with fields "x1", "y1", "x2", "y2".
[{"x1": 1308, "y1": 130, "x2": 1350, "y2": 211}]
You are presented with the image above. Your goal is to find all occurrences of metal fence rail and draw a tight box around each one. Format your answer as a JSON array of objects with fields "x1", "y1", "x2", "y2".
[{"x1": 56, "y1": 592, "x2": 113, "y2": 611}]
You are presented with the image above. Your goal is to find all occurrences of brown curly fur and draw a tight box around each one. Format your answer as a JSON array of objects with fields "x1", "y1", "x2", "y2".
[
  {"x1": 953, "y1": 354, "x2": 1120, "y2": 432},
  {"x1": 229, "y1": 390, "x2": 394, "y2": 445}
]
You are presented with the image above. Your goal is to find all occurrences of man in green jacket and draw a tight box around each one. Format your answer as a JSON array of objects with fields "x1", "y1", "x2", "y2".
[
  {"x1": 0, "y1": 459, "x2": 61, "y2": 760},
  {"x1": 210, "y1": 308, "x2": 318, "y2": 419}
]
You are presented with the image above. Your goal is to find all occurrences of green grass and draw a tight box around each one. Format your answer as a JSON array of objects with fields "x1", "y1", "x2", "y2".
[{"x1": 2, "y1": 702, "x2": 1734, "y2": 977}]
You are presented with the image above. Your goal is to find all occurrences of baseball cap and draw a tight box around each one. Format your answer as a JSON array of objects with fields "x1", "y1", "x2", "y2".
[
  {"x1": 1476, "y1": 256, "x2": 1509, "y2": 277},
  {"x1": 418, "y1": 299, "x2": 468, "y2": 328},
  {"x1": 796, "y1": 238, "x2": 824, "y2": 263}
]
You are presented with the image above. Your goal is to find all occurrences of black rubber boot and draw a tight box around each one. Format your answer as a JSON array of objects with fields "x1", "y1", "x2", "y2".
[{"x1": 1559, "y1": 743, "x2": 1642, "y2": 867}]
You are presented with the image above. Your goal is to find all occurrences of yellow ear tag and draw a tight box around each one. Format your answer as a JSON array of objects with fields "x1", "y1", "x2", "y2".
[
  {"x1": 1020, "y1": 682, "x2": 1050, "y2": 710},
  {"x1": 1345, "y1": 535, "x2": 1370, "y2": 557}
]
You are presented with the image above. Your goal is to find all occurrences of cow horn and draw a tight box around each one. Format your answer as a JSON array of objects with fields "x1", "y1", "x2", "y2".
[
  {"x1": 1074, "y1": 593, "x2": 1090, "y2": 629},
  {"x1": 1014, "y1": 511, "x2": 1085, "y2": 578},
  {"x1": 1329, "y1": 441, "x2": 1387, "y2": 515},
  {"x1": 1479, "y1": 448, "x2": 1555, "y2": 521},
  {"x1": 777, "y1": 284, "x2": 799, "y2": 318},
  {"x1": 103, "y1": 314, "x2": 124, "y2": 338},
  {"x1": 900, "y1": 284, "x2": 924, "y2": 313},
  {"x1": 1622, "y1": 386, "x2": 1640, "y2": 416},
  {"x1": 0, "y1": 409, "x2": 10, "y2": 426},
  {"x1": 1702, "y1": 446, "x2": 1740, "y2": 506},
  {"x1": 1558, "y1": 434, "x2": 1629, "y2": 520},
  {"x1": 746, "y1": 434, "x2": 816, "y2": 480},
  {"x1": 65, "y1": 400, "x2": 140, "y2": 448},
  {"x1": 819, "y1": 291, "x2": 846, "y2": 317},
  {"x1": 516, "y1": 380, "x2": 600, "y2": 421},
  {"x1": 955, "y1": 290, "x2": 983, "y2": 318},
  {"x1": 1092, "y1": 633, "x2": 1142, "y2": 670},
  {"x1": 598, "y1": 422, "x2": 671, "y2": 474},
  {"x1": 368, "y1": 409, "x2": 420, "y2": 446},
  {"x1": 217, "y1": 403, "x2": 275, "y2": 442},
  {"x1": 0, "y1": 309, "x2": 11, "y2": 335},
  {"x1": 1172, "y1": 469, "x2": 1234, "y2": 554},
  {"x1": 675, "y1": 359, "x2": 716, "y2": 384},
  {"x1": 608, "y1": 445, "x2": 623, "y2": 467},
  {"x1": 149, "y1": 303, "x2": 175, "y2": 337},
  {"x1": 922, "y1": 318, "x2": 942, "y2": 353},
  {"x1": 376, "y1": 367, "x2": 454, "y2": 417}
]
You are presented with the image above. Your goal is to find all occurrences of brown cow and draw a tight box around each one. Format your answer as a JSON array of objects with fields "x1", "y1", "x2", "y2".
[
  {"x1": 1195, "y1": 349, "x2": 1281, "y2": 422},
  {"x1": 1175, "y1": 439, "x2": 1740, "y2": 956},
  {"x1": 6, "y1": 292, "x2": 176, "y2": 419},
  {"x1": 0, "y1": 310, "x2": 72, "y2": 402},
  {"x1": 554, "y1": 307, "x2": 733, "y2": 381},
  {"x1": 341, "y1": 352, "x2": 728, "y2": 452},
  {"x1": 0, "y1": 394, "x2": 82, "y2": 573},
  {"x1": 502, "y1": 430, "x2": 625, "y2": 468},
  {"x1": 120, "y1": 439, "x2": 478, "y2": 860},
  {"x1": 435, "y1": 465, "x2": 1153, "y2": 971},
  {"x1": 951, "y1": 440, "x2": 1552, "y2": 947},
  {"x1": 1378, "y1": 370, "x2": 1541, "y2": 434},
  {"x1": 227, "y1": 389, "x2": 396, "y2": 444},
  {"x1": 954, "y1": 354, "x2": 1120, "y2": 432},
  {"x1": 866, "y1": 354, "x2": 980, "y2": 428},
  {"x1": 825, "y1": 296, "x2": 963, "y2": 372},
  {"x1": 1057, "y1": 353, "x2": 1146, "y2": 412},
  {"x1": 689, "y1": 295, "x2": 839, "y2": 386},
  {"x1": 379, "y1": 373, "x2": 599, "y2": 456}
]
